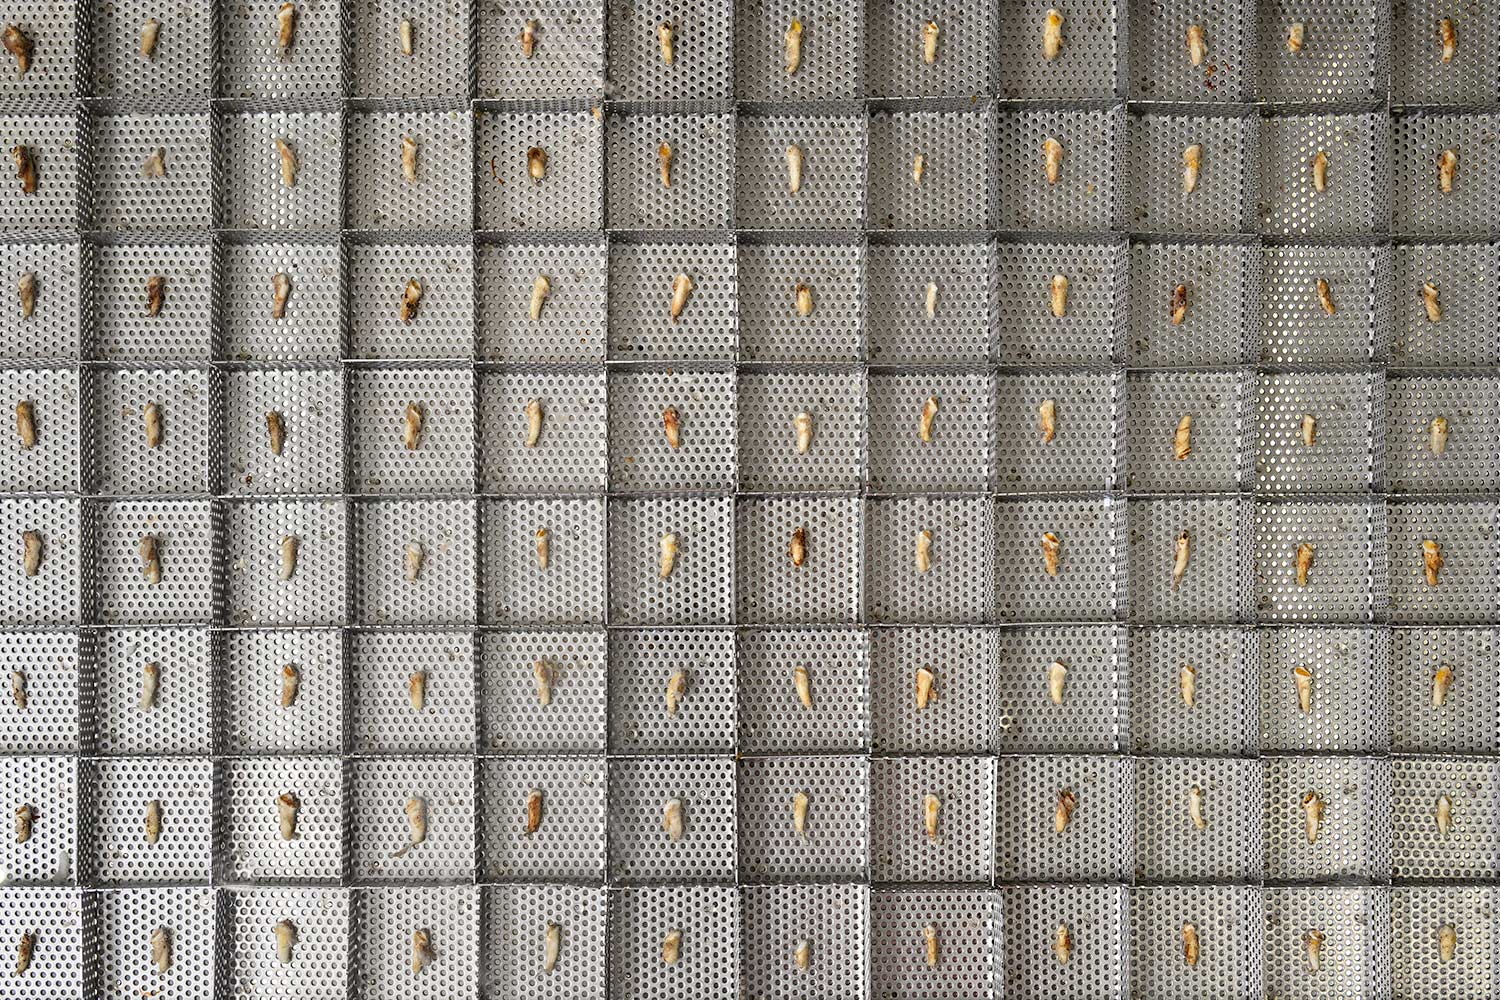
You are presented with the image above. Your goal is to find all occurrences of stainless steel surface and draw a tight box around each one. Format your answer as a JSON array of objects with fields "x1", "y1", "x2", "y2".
[{"x1": 0, "y1": 2, "x2": 1495, "y2": 998}]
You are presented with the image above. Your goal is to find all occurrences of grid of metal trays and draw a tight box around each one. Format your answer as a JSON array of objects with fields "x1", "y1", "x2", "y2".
[{"x1": 1, "y1": 0, "x2": 1499, "y2": 998}]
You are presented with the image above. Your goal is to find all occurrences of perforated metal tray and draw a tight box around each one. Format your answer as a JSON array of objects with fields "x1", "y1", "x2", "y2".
[{"x1": 0, "y1": 2, "x2": 1490, "y2": 998}]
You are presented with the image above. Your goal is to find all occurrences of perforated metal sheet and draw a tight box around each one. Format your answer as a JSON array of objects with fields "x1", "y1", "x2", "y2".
[{"x1": 2, "y1": 7, "x2": 1494, "y2": 997}]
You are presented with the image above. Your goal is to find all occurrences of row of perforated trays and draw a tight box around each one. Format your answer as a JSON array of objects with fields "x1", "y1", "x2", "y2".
[
  {"x1": 9, "y1": 109, "x2": 1494, "y2": 237},
  {"x1": 4, "y1": 369, "x2": 1497, "y2": 495},
  {"x1": 0, "y1": 752, "x2": 1474, "y2": 885},
  {"x1": 0, "y1": 884, "x2": 1460, "y2": 999}
]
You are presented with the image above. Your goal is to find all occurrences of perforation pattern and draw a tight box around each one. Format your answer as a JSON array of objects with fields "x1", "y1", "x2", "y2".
[
  {"x1": 91, "y1": 1, "x2": 213, "y2": 98},
  {"x1": 869, "y1": 755, "x2": 992, "y2": 883},
  {"x1": 1255, "y1": 371, "x2": 1375, "y2": 492},
  {"x1": 1385, "y1": 499, "x2": 1498, "y2": 624},
  {"x1": 350, "y1": 630, "x2": 475, "y2": 753},
  {"x1": 0, "y1": 755, "x2": 74, "y2": 885},
  {"x1": 95, "y1": 888, "x2": 217, "y2": 998},
  {"x1": 869, "y1": 238, "x2": 993, "y2": 364},
  {"x1": 1263, "y1": 755, "x2": 1391, "y2": 882},
  {"x1": 735, "y1": 626, "x2": 868, "y2": 754},
  {"x1": 0, "y1": 241, "x2": 84, "y2": 359},
  {"x1": 220, "y1": 241, "x2": 344, "y2": 361},
  {"x1": 1128, "y1": 240, "x2": 1256, "y2": 367},
  {"x1": 0, "y1": 498, "x2": 83, "y2": 626},
  {"x1": 86, "y1": 757, "x2": 213, "y2": 886},
  {"x1": 223, "y1": 887, "x2": 351, "y2": 1000},
  {"x1": 1384, "y1": 426, "x2": 1468, "y2": 547},
  {"x1": 994, "y1": 497, "x2": 1120, "y2": 623},
  {"x1": 869, "y1": 888, "x2": 997, "y2": 1000},
  {"x1": 1390, "y1": 627, "x2": 1497, "y2": 754},
  {"x1": 480, "y1": 497, "x2": 606, "y2": 624},
  {"x1": 477, "y1": 369, "x2": 606, "y2": 492},
  {"x1": 94, "y1": 500, "x2": 218, "y2": 625},
  {"x1": 224, "y1": 367, "x2": 346, "y2": 494},
  {"x1": 993, "y1": 108, "x2": 1121, "y2": 232},
  {"x1": 219, "y1": 757, "x2": 345, "y2": 884},
  {"x1": 90, "y1": 626, "x2": 213, "y2": 756},
  {"x1": 0, "y1": 366, "x2": 79, "y2": 492},
  {"x1": 478, "y1": 757, "x2": 606, "y2": 881},
  {"x1": 740, "y1": 884, "x2": 870, "y2": 1000},
  {"x1": 89, "y1": 113, "x2": 213, "y2": 231},
  {"x1": 606, "y1": 112, "x2": 734, "y2": 232},
  {"x1": 1392, "y1": 0, "x2": 1499, "y2": 105},
  {"x1": 607, "y1": 627, "x2": 735, "y2": 755},
  {"x1": 866, "y1": 497, "x2": 994, "y2": 624},
  {"x1": 1134, "y1": 757, "x2": 1263, "y2": 883},
  {"x1": 220, "y1": 111, "x2": 344, "y2": 233},
  {"x1": 1258, "y1": 113, "x2": 1390, "y2": 236},
  {"x1": 734, "y1": 113, "x2": 866, "y2": 232},
  {"x1": 734, "y1": 1, "x2": 863, "y2": 101},
  {"x1": 219, "y1": 0, "x2": 346, "y2": 100},
  {"x1": 346, "y1": 107, "x2": 474, "y2": 232},
  {"x1": 0, "y1": 887, "x2": 83, "y2": 995},
  {"x1": 736, "y1": 370, "x2": 863, "y2": 492},
  {"x1": 608, "y1": 756, "x2": 737, "y2": 883},
  {"x1": 868, "y1": 108, "x2": 991, "y2": 231},
  {"x1": 1391, "y1": 243, "x2": 1500, "y2": 366},
  {"x1": 996, "y1": 370, "x2": 1120, "y2": 492},
  {"x1": 866, "y1": 371, "x2": 992, "y2": 493},
  {"x1": 1128, "y1": 371, "x2": 1242, "y2": 491},
  {"x1": 1126, "y1": 112, "x2": 1254, "y2": 235},
  {"x1": 225, "y1": 500, "x2": 349, "y2": 626},
  {"x1": 1391, "y1": 886, "x2": 1494, "y2": 1000},
  {"x1": 609, "y1": 886, "x2": 739, "y2": 1000},
  {"x1": 1253, "y1": 500, "x2": 1380, "y2": 623},
  {"x1": 1392, "y1": 756, "x2": 1500, "y2": 881},
  {"x1": 1392, "y1": 113, "x2": 1500, "y2": 237},
  {"x1": 735, "y1": 240, "x2": 862, "y2": 361},
  {"x1": 1129, "y1": 0, "x2": 1253, "y2": 102},
  {"x1": 92, "y1": 245, "x2": 215, "y2": 362},
  {"x1": 353, "y1": 499, "x2": 477, "y2": 625},
  {"x1": 478, "y1": 629, "x2": 606, "y2": 754},
  {"x1": 483, "y1": 884, "x2": 608, "y2": 1000},
  {"x1": 475, "y1": 109, "x2": 602, "y2": 233},
  {"x1": 0, "y1": 5, "x2": 78, "y2": 99},
  {"x1": 737, "y1": 755, "x2": 867, "y2": 882},
  {"x1": 995, "y1": 754, "x2": 1133, "y2": 882},
  {"x1": 351, "y1": 0, "x2": 472, "y2": 98},
  {"x1": 994, "y1": 624, "x2": 1124, "y2": 752},
  {"x1": 352, "y1": 886, "x2": 481, "y2": 1000},
  {"x1": 1001, "y1": 884, "x2": 1125, "y2": 1000},
  {"x1": 0, "y1": 113, "x2": 81, "y2": 231},
  {"x1": 1127, "y1": 497, "x2": 1247, "y2": 625},
  {"x1": 476, "y1": 239, "x2": 608, "y2": 362},
  {"x1": 349, "y1": 368, "x2": 476, "y2": 491},
  {"x1": 1129, "y1": 625, "x2": 1258, "y2": 755},
  {"x1": 864, "y1": 1, "x2": 994, "y2": 99},
  {"x1": 1259, "y1": 625, "x2": 1388, "y2": 753},
  {"x1": 1129, "y1": 886, "x2": 1263, "y2": 1000},
  {"x1": 1261, "y1": 242, "x2": 1390, "y2": 364},
  {"x1": 607, "y1": 241, "x2": 736, "y2": 362},
  {"x1": 219, "y1": 628, "x2": 345, "y2": 755},
  {"x1": 350, "y1": 757, "x2": 475, "y2": 882},
  {"x1": 347, "y1": 245, "x2": 476, "y2": 359},
  {"x1": 1256, "y1": 2, "x2": 1388, "y2": 101},
  {"x1": 604, "y1": 0, "x2": 734, "y2": 101},
  {"x1": 1262, "y1": 887, "x2": 1390, "y2": 1000},
  {"x1": 996, "y1": 0, "x2": 1121, "y2": 99},
  {"x1": 477, "y1": 4, "x2": 606, "y2": 100},
  {"x1": 869, "y1": 626, "x2": 994, "y2": 755},
  {"x1": 607, "y1": 371, "x2": 737, "y2": 491},
  {"x1": 735, "y1": 496, "x2": 860, "y2": 625},
  {"x1": 0, "y1": 630, "x2": 80, "y2": 753}
]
